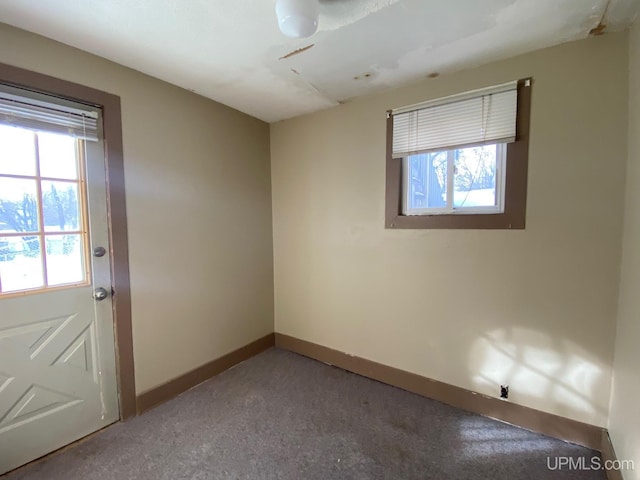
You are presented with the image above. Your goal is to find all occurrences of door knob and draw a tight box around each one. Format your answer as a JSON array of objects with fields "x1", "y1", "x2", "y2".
[{"x1": 93, "y1": 287, "x2": 109, "y2": 301}]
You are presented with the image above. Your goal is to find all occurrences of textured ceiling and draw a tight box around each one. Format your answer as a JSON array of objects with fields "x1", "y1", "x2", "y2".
[{"x1": 0, "y1": 0, "x2": 638, "y2": 122}]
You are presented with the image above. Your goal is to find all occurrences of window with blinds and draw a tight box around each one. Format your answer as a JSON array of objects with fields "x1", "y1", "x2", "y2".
[
  {"x1": 391, "y1": 81, "x2": 518, "y2": 158},
  {"x1": 0, "y1": 84, "x2": 99, "y2": 141},
  {"x1": 387, "y1": 80, "x2": 527, "y2": 219}
]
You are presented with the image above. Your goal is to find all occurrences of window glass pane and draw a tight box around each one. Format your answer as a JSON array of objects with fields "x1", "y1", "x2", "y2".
[
  {"x1": 0, "y1": 177, "x2": 40, "y2": 234},
  {"x1": 0, "y1": 236, "x2": 44, "y2": 292},
  {"x1": 0, "y1": 125, "x2": 36, "y2": 176},
  {"x1": 41, "y1": 181, "x2": 81, "y2": 232},
  {"x1": 38, "y1": 132, "x2": 78, "y2": 180},
  {"x1": 45, "y1": 234, "x2": 84, "y2": 286},
  {"x1": 408, "y1": 151, "x2": 447, "y2": 209},
  {"x1": 453, "y1": 145, "x2": 498, "y2": 208}
]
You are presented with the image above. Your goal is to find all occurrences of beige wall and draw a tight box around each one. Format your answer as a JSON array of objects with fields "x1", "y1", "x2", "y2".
[
  {"x1": 271, "y1": 33, "x2": 628, "y2": 427},
  {"x1": 0, "y1": 23, "x2": 274, "y2": 394},
  {"x1": 609, "y1": 21, "x2": 640, "y2": 480},
  {"x1": 1, "y1": 19, "x2": 633, "y2": 434}
]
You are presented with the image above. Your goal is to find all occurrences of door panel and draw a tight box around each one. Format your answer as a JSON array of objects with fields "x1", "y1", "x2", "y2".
[
  {"x1": 0, "y1": 288, "x2": 119, "y2": 473},
  {"x1": 0, "y1": 121, "x2": 119, "y2": 474}
]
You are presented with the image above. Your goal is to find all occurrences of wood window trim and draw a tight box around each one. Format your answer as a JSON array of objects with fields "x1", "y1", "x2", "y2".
[
  {"x1": 385, "y1": 79, "x2": 531, "y2": 230},
  {"x1": 0, "y1": 62, "x2": 137, "y2": 419}
]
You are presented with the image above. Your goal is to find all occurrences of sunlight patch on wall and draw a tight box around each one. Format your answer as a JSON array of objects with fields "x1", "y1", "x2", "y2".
[{"x1": 468, "y1": 327, "x2": 607, "y2": 425}]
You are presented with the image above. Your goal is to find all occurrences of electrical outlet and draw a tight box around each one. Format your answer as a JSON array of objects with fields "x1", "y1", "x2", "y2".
[{"x1": 500, "y1": 385, "x2": 509, "y2": 399}]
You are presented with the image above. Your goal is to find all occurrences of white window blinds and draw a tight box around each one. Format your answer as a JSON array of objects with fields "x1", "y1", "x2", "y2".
[
  {"x1": 0, "y1": 84, "x2": 99, "y2": 141},
  {"x1": 391, "y1": 81, "x2": 518, "y2": 158}
]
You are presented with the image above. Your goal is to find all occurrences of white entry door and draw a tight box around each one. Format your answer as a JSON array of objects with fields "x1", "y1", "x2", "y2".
[{"x1": 0, "y1": 89, "x2": 119, "y2": 475}]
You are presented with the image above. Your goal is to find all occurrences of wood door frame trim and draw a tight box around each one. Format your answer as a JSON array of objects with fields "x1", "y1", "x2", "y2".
[{"x1": 0, "y1": 62, "x2": 137, "y2": 420}]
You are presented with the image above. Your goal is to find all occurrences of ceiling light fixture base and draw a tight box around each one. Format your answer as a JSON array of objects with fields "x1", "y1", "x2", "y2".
[{"x1": 275, "y1": 0, "x2": 319, "y2": 39}]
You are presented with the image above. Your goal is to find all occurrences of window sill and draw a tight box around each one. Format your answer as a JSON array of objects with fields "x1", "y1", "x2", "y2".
[{"x1": 386, "y1": 211, "x2": 525, "y2": 230}]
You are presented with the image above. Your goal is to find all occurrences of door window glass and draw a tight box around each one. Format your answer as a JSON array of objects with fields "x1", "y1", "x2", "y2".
[{"x1": 0, "y1": 125, "x2": 88, "y2": 294}]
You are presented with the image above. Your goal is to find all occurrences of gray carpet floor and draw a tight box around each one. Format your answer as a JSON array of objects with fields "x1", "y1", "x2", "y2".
[{"x1": 4, "y1": 348, "x2": 606, "y2": 480}]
